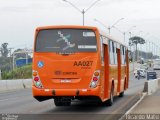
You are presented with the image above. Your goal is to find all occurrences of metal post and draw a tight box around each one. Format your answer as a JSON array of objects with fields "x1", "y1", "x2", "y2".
[
  {"x1": 108, "y1": 27, "x2": 111, "y2": 35},
  {"x1": 26, "y1": 53, "x2": 28, "y2": 65},
  {"x1": 63, "y1": 0, "x2": 100, "y2": 26},
  {"x1": 9, "y1": 48, "x2": 13, "y2": 71},
  {"x1": 82, "y1": 9, "x2": 85, "y2": 26},
  {"x1": 123, "y1": 32, "x2": 125, "y2": 43},
  {"x1": 129, "y1": 32, "x2": 135, "y2": 71},
  {"x1": 152, "y1": 42, "x2": 154, "y2": 59},
  {"x1": 13, "y1": 53, "x2": 15, "y2": 70},
  {"x1": 0, "y1": 69, "x2": 2, "y2": 80},
  {"x1": 146, "y1": 40, "x2": 148, "y2": 59},
  {"x1": 149, "y1": 42, "x2": 150, "y2": 59}
]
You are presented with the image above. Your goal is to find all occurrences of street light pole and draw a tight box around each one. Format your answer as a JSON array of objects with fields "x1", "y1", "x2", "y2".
[
  {"x1": 94, "y1": 18, "x2": 110, "y2": 34},
  {"x1": 63, "y1": 0, "x2": 101, "y2": 26},
  {"x1": 124, "y1": 26, "x2": 136, "y2": 43},
  {"x1": 108, "y1": 27, "x2": 111, "y2": 35},
  {"x1": 143, "y1": 33, "x2": 149, "y2": 59},
  {"x1": 108, "y1": 18, "x2": 124, "y2": 35},
  {"x1": 129, "y1": 31, "x2": 135, "y2": 70},
  {"x1": 94, "y1": 18, "x2": 124, "y2": 35},
  {"x1": 82, "y1": 9, "x2": 85, "y2": 25}
]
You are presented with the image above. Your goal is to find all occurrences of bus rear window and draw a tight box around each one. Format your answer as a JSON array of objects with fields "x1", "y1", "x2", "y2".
[{"x1": 35, "y1": 29, "x2": 97, "y2": 52}]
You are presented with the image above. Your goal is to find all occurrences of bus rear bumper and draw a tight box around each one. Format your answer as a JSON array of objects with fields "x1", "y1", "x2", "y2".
[{"x1": 32, "y1": 86, "x2": 101, "y2": 97}]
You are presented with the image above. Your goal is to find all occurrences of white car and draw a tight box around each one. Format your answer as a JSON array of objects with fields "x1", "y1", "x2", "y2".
[
  {"x1": 134, "y1": 69, "x2": 146, "y2": 78},
  {"x1": 153, "y1": 59, "x2": 160, "y2": 70}
]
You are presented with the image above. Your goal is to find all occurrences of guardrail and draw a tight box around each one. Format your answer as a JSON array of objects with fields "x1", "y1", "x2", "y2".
[
  {"x1": 143, "y1": 78, "x2": 160, "y2": 95},
  {"x1": 0, "y1": 79, "x2": 32, "y2": 92}
]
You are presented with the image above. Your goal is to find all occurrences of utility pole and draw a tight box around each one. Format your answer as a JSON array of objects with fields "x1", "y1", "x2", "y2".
[
  {"x1": 8, "y1": 48, "x2": 14, "y2": 71},
  {"x1": 129, "y1": 32, "x2": 135, "y2": 71},
  {"x1": 0, "y1": 69, "x2": 1, "y2": 80},
  {"x1": 63, "y1": 0, "x2": 101, "y2": 26},
  {"x1": 94, "y1": 18, "x2": 124, "y2": 35}
]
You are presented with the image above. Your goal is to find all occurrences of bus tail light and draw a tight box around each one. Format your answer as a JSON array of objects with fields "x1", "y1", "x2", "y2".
[
  {"x1": 90, "y1": 70, "x2": 100, "y2": 88},
  {"x1": 33, "y1": 71, "x2": 38, "y2": 76},
  {"x1": 34, "y1": 77, "x2": 39, "y2": 81},
  {"x1": 32, "y1": 70, "x2": 43, "y2": 88},
  {"x1": 94, "y1": 71, "x2": 99, "y2": 76},
  {"x1": 93, "y1": 77, "x2": 98, "y2": 81}
]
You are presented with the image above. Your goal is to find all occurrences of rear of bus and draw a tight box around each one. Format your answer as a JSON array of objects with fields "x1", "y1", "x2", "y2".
[{"x1": 32, "y1": 26, "x2": 102, "y2": 106}]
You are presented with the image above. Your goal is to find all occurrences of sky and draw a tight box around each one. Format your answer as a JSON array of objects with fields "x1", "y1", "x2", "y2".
[{"x1": 0, "y1": 0, "x2": 160, "y2": 51}]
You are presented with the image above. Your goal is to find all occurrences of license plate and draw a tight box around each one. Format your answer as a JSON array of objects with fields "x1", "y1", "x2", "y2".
[{"x1": 60, "y1": 79, "x2": 71, "y2": 83}]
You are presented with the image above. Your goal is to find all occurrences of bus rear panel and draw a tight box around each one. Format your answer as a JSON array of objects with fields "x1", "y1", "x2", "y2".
[{"x1": 32, "y1": 26, "x2": 102, "y2": 104}]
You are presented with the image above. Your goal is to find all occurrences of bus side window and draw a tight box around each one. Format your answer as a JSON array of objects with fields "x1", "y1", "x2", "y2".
[
  {"x1": 114, "y1": 42, "x2": 117, "y2": 65},
  {"x1": 100, "y1": 36, "x2": 104, "y2": 65},
  {"x1": 112, "y1": 41, "x2": 115, "y2": 53},
  {"x1": 121, "y1": 46, "x2": 126, "y2": 65},
  {"x1": 109, "y1": 40, "x2": 115, "y2": 64},
  {"x1": 120, "y1": 46, "x2": 124, "y2": 64},
  {"x1": 124, "y1": 47, "x2": 126, "y2": 64}
]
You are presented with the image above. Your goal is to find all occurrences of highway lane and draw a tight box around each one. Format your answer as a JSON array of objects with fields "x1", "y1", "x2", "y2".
[{"x1": 0, "y1": 69, "x2": 159, "y2": 120}]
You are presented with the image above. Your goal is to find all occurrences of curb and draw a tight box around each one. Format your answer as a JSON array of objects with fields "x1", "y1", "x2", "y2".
[
  {"x1": 0, "y1": 79, "x2": 32, "y2": 92},
  {"x1": 119, "y1": 92, "x2": 147, "y2": 120}
]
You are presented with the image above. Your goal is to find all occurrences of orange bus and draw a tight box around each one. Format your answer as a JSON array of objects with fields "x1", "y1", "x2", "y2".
[{"x1": 32, "y1": 25, "x2": 129, "y2": 106}]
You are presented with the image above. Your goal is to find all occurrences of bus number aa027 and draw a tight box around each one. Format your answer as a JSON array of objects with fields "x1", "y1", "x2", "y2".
[{"x1": 73, "y1": 61, "x2": 93, "y2": 67}]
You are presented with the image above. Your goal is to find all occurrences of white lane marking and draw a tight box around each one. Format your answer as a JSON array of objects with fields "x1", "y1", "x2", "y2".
[
  {"x1": 0, "y1": 94, "x2": 32, "y2": 102},
  {"x1": 0, "y1": 98, "x2": 9, "y2": 102}
]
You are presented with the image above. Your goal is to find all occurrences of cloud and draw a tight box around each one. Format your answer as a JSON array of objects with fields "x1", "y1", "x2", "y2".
[{"x1": 0, "y1": 0, "x2": 160, "y2": 48}]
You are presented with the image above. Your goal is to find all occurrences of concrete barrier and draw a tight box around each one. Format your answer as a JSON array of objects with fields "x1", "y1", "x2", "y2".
[
  {"x1": 22, "y1": 79, "x2": 32, "y2": 88},
  {"x1": 158, "y1": 79, "x2": 160, "y2": 87},
  {"x1": 0, "y1": 79, "x2": 32, "y2": 92},
  {"x1": 143, "y1": 78, "x2": 160, "y2": 95}
]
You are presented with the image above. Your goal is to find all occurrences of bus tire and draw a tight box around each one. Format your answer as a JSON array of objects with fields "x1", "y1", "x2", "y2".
[
  {"x1": 107, "y1": 85, "x2": 114, "y2": 106},
  {"x1": 103, "y1": 85, "x2": 114, "y2": 106},
  {"x1": 119, "y1": 80, "x2": 125, "y2": 97},
  {"x1": 54, "y1": 98, "x2": 63, "y2": 106},
  {"x1": 119, "y1": 91, "x2": 124, "y2": 97}
]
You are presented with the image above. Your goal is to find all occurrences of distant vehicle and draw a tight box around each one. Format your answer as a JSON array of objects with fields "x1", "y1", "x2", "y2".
[
  {"x1": 137, "y1": 58, "x2": 144, "y2": 64},
  {"x1": 153, "y1": 59, "x2": 160, "y2": 70},
  {"x1": 134, "y1": 68, "x2": 146, "y2": 78},
  {"x1": 137, "y1": 60, "x2": 141, "y2": 63},
  {"x1": 140, "y1": 64, "x2": 148, "y2": 70}
]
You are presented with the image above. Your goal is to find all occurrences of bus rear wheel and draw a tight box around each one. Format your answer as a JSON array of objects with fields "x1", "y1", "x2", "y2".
[
  {"x1": 119, "y1": 80, "x2": 126, "y2": 97},
  {"x1": 119, "y1": 91, "x2": 124, "y2": 97},
  {"x1": 107, "y1": 87, "x2": 114, "y2": 106},
  {"x1": 103, "y1": 85, "x2": 114, "y2": 106},
  {"x1": 54, "y1": 97, "x2": 71, "y2": 106}
]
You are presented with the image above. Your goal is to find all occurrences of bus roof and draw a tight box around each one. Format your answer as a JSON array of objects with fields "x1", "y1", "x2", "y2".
[
  {"x1": 36, "y1": 25, "x2": 127, "y2": 48},
  {"x1": 106, "y1": 35, "x2": 127, "y2": 48},
  {"x1": 36, "y1": 25, "x2": 97, "y2": 31}
]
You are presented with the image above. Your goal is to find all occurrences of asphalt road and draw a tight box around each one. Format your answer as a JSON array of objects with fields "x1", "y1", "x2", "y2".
[{"x1": 0, "y1": 68, "x2": 159, "y2": 120}]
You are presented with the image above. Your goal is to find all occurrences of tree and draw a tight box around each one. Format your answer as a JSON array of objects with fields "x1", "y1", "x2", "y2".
[
  {"x1": 129, "y1": 36, "x2": 145, "y2": 61},
  {"x1": 0, "y1": 43, "x2": 9, "y2": 58},
  {"x1": 0, "y1": 43, "x2": 12, "y2": 73}
]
